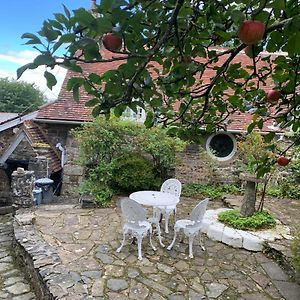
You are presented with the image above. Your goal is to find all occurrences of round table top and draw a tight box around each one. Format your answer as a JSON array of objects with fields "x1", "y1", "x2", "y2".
[{"x1": 129, "y1": 191, "x2": 179, "y2": 207}]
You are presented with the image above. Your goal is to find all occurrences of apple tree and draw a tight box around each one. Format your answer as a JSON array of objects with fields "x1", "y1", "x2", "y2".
[{"x1": 18, "y1": 0, "x2": 300, "y2": 175}]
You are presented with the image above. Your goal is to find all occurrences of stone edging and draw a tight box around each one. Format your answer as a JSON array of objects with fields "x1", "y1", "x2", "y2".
[
  {"x1": 202, "y1": 208, "x2": 293, "y2": 251},
  {"x1": 13, "y1": 211, "x2": 89, "y2": 300}
]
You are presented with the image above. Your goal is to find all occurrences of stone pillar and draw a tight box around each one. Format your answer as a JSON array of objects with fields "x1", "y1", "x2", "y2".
[
  {"x1": 240, "y1": 180, "x2": 257, "y2": 217},
  {"x1": 11, "y1": 168, "x2": 35, "y2": 208},
  {"x1": 239, "y1": 173, "x2": 267, "y2": 217}
]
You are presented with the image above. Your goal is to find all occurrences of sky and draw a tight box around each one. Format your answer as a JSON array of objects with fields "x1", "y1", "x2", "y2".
[{"x1": 0, "y1": 1, "x2": 91, "y2": 101}]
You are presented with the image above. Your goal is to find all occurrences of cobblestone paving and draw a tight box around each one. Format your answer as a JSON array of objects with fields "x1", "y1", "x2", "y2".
[
  {"x1": 0, "y1": 214, "x2": 36, "y2": 300},
  {"x1": 31, "y1": 198, "x2": 300, "y2": 300}
]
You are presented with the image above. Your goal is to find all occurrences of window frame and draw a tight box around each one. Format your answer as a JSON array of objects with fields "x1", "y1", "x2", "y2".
[{"x1": 205, "y1": 132, "x2": 237, "y2": 162}]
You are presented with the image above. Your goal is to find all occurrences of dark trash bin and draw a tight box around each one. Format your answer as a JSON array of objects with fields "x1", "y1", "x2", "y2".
[
  {"x1": 32, "y1": 188, "x2": 42, "y2": 205},
  {"x1": 35, "y1": 178, "x2": 54, "y2": 204}
]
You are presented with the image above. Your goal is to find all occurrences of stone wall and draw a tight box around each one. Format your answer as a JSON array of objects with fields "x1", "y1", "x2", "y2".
[
  {"x1": 39, "y1": 123, "x2": 73, "y2": 147},
  {"x1": 9, "y1": 139, "x2": 36, "y2": 161},
  {"x1": 175, "y1": 143, "x2": 240, "y2": 184},
  {"x1": 0, "y1": 168, "x2": 11, "y2": 206},
  {"x1": 60, "y1": 134, "x2": 84, "y2": 196},
  {"x1": 0, "y1": 127, "x2": 15, "y2": 157}
]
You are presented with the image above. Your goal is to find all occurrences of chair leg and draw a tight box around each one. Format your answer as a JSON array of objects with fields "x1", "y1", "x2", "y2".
[
  {"x1": 199, "y1": 231, "x2": 205, "y2": 251},
  {"x1": 188, "y1": 234, "x2": 195, "y2": 259},
  {"x1": 165, "y1": 211, "x2": 171, "y2": 233},
  {"x1": 137, "y1": 235, "x2": 143, "y2": 260},
  {"x1": 154, "y1": 221, "x2": 165, "y2": 247},
  {"x1": 149, "y1": 230, "x2": 157, "y2": 251},
  {"x1": 116, "y1": 230, "x2": 126, "y2": 253},
  {"x1": 167, "y1": 228, "x2": 178, "y2": 250}
]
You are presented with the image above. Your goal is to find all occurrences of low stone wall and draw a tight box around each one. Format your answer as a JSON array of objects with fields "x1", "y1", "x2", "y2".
[{"x1": 13, "y1": 210, "x2": 88, "y2": 299}]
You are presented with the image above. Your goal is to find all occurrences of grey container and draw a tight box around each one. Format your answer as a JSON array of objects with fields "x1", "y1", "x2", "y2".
[
  {"x1": 35, "y1": 178, "x2": 54, "y2": 204},
  {"x1": 32, "y1": 188, "x2": 42, "y2": 205}
]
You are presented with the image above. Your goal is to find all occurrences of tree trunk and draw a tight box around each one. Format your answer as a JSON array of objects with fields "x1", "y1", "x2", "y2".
[{"x1": 240, "y1": 180, "x2": 256, "y2": 217}]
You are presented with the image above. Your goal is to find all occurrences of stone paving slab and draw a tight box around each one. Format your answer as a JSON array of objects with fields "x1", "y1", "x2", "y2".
[{"x1": 13, "y1": 198, "x2": 300, "y2": 299}]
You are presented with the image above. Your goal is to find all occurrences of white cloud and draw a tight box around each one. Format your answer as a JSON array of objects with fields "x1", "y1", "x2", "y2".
[{"x1": 0, "y1": 50, "x2": 67, "y2": 101}]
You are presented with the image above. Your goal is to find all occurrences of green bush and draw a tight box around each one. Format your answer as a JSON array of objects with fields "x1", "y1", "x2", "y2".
[
  {"x1": 218, "y1": 209, "x2": 276, "y2": 230},
  {"x1": 292, "y1": 235, "x2": 300, "y2": 274},
  {"x1": 182, "y1": 183, "x2": 242, "y2": 199},
  {"x1": 265, "y1": 182, "x2": 300, "y2": 200},
  {"x1": 110, "y1": 152, "x2": 161, "y2": 192},
  {"x1": 74, "y1": 118, "x2": 184, "y2": 203}
]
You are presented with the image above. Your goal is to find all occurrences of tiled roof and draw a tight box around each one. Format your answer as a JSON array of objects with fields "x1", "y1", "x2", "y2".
[
  {"x1": 36, "y1": 48, "x2": 281, "y2": 132},
  {"x1": 23, "y1": 121, "x2": 62, "y2": 173}
]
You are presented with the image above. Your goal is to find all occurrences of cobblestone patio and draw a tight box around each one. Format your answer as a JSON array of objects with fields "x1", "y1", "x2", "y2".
[{"x1": 15, "y1": 197, "x2": 299, "y2": 299}]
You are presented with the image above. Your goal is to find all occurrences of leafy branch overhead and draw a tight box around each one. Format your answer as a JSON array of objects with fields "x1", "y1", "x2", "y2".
[{"x1": 18, "y1": 0, "x2": 300, "y2": 137}]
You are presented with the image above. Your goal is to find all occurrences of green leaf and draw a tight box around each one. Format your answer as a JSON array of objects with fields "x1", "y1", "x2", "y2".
[
  {"x1": 33, "y1": 54, "x2": 56, "y2": 66},
  {"x1": 73, "y1": 8, "x2": 94, "y2": 26},
  {"x1": 114, "y1": 104, "x2": 126, "y2": 117},
  {"x1": 63, "y1": 4, "x2": 71, "y2": 19},
  {"x1": 59, "y1": 33, "x2": 76, "y2": 43},
  {"x1": 144, "y1": 112, "x2": 154, "y2": 128},
  {"x1": 85, "y1": 98, "x2": 99, "y2": 107},
  {"x1": 16, "y1": 63, "x2": 34, "y2": 79},
  {"x1": 99, "y1": 0, "x2": 114, "y2": 11},
  {"x1": 44, "y1": 71, "x2": 57, "y2": 90},
  {"x1": 264, "y1": 132, "x2": 275, "y2": 142},
  {"x1": 247, "y1": 122, "x2": 257, "y2": 133},
  {"x1": 21, "y1": 33, "x2": 42, "y2": 44},
  {"x1": 89, "y1": 73, "x2": 102, "y2": 84},
  {"x1": 286, "y1": 32, "x2": 300, "y2": 55},
  {"x1": 92, "y1": 105, "x2": 102, "y2": 117}
]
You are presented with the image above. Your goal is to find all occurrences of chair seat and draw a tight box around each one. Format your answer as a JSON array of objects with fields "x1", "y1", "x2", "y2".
[
  {"x1": 125, "y1": 221, "x2": 152, "y2": 232},
  {"x1": 175, "y1": 219, "x2": 195, "y2": 229}
]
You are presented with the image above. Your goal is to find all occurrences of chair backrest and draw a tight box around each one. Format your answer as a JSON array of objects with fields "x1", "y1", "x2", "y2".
[
  {"x1": 120, "y1": 198, "x2": 147, "y2": 223},
  {"x1": 160, "y1": 178, "x2": 182, "y2": 198},
  {"x1": 190, "y1": 198, "x2": 209, "y2": 224}
]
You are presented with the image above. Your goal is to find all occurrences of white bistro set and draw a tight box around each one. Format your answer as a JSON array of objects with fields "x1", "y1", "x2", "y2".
[{"x1": 116, "y1": 178, "x2": 209, "y2": 260}]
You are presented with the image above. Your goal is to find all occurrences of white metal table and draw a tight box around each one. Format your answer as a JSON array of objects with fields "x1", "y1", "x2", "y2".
[
  {"x1": 129, "y1": 190, "x2": 179, "y2": 207},
  {"x1": 129, "y1": 191, "x2": 179, "y2": 247}
]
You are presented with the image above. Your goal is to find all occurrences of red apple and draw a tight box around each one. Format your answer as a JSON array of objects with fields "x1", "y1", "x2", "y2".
[
  {"x1": 238, "y1": 20, "x2": 265, "y2": 45},
  {"x1": 267, "y1": 90, "x2": 282, "y2": 102},
  {"x1": 277, "y1": 156, "x2": 290, "y2": 166},
  {"x1": 102, "y1": 33, "x2": 122, "y2": 51}
]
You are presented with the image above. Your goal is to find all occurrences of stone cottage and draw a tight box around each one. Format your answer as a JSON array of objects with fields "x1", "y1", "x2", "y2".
[{"x1": 0, "y1": 49, "x2": 284, "y2": 205}]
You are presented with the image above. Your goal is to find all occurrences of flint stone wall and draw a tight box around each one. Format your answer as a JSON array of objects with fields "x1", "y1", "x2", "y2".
[{"x1": 175, "y1": 144, "x2": 240, "y2": 184}]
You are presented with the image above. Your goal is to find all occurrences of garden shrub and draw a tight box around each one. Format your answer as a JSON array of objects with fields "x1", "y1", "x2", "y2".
[
  {"x1": 74, "y1": 118, "x2": 184, "y2": 203},
  {"x1": 110, "y1": 152, "x2": 161, "y2": 192},
  {"x1": 182, "y1": 183, "x2": 242, "y2": 199},
  {"x1": 218, "y1": 209, "x2": 276, "y2": 230}
]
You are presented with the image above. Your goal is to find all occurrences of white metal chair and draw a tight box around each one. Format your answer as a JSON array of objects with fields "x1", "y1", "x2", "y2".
[
  {"x1": 117, "y1": 198, "x2": 157, "y2": 260},
  {"x1": 154, "y1": 178, "x2": 182, "y2": 233},
  {"x1": 167, "y1": 198, "x2": 209, "y2": 258}
]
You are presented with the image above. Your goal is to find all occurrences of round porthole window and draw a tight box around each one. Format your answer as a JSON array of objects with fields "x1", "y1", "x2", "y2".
[{"x1": 206, "y1": 132, "x2": 237, "y2": 161}]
